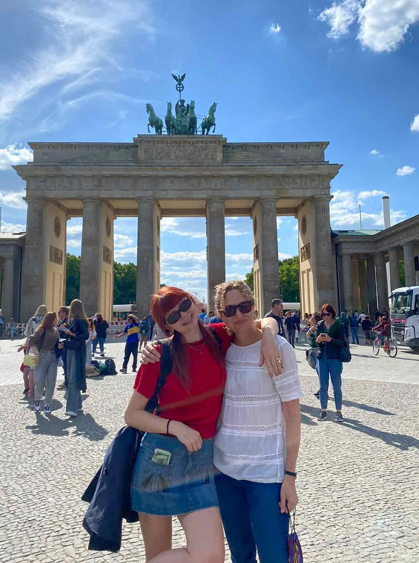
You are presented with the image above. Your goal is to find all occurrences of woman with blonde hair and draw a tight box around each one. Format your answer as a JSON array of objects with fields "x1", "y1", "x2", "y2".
[
  {"x1": 60, "y1": 299, "x2": 89, "y2": 417},
  {"x1": 27, "y1": 312, "x2": 61, "y2": 415},
  {"x1": 22, "y1": 304, "x2": 48, "y2": 397}
]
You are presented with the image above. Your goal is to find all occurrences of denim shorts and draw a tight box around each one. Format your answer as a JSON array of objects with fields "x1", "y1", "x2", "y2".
[{"x1": 130, "y1": 433, "x2": 218, "y2": 516}]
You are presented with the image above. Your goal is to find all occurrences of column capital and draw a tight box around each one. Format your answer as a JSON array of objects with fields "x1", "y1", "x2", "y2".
[
  {"x1": 313, "y1": 195, "x2": 333, "y2": 203},
  {"x1": 24, "y1": 197, "x2": 45, "y2": 204},
  {"x1": 402, "y1": 240, "x2": 415, "y2": 248},
  {"x1": 206, "y1": 197, "x2": 225, "y2": 205},
  {"x1": 136, "y1": 197, "x2": 156, "y2": 205}
]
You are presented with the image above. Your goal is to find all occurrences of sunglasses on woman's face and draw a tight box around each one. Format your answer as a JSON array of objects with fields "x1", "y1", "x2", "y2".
[
  {"x1": 222, "y1": 301, "x2": 253, "y2": 318},
  {"x1": 166, "y1": 298, "x2": 192, "y2": 325},
  {"x1": 321, "y1": 312, "x2": 332, "y2": 317}
]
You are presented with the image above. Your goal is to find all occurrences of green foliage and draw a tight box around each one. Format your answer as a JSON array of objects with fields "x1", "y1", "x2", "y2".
[
  {"x1": 244, "y1": 269, "x2": 254, "y2": 291},
  {"x1": 65, "y1": 255, "x2": 137, "y2": 306},
  {"x1": 278, "y1": 256, "x2": 300, "y2": 302},
  {"x1": 65, "y1": 254, "x2": 80, "y2": 305},
  {"x1": 399, "y1": 261, "x2": 405, "y2": 287},
  {"x1": 243, "y1": 256, "x2": 300, "y2": 302},
  {"x1": 113, "y1": 262, "x2": 137, "y2": 304}
]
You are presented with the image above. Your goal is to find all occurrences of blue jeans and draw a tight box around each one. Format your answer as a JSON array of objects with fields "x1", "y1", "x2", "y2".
[
  {"x1": 92, "y1": 337, "x2": 105, "y2": 354},
  {"x1": 215, "y1": 473, "x2": 289, "y2": 563},
  {"x1": 317, "y1": 354, "x2": 343, "y2": 410},
  {"x1": 351, "y1": 327, "x2": 359, "y2": 344}
]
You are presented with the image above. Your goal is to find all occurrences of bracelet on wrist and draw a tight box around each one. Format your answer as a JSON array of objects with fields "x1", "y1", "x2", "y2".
[
  {"x1": 166, "y1": 419, "x2": 172, "y2": 435},
  {"x1": 285, "y1": 470, "x2": 297, "y2": 478}
]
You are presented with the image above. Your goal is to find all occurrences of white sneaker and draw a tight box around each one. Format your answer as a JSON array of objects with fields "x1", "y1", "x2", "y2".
[
  {"x1": 65, "y1": 411, "x2": 77, "y2": 417},
  {"x1": 34, "y1": 401, "x2": 41, "y2": 412},
  {"x1": 44, "y1": 404, "x2": 51, "y2": 415}
]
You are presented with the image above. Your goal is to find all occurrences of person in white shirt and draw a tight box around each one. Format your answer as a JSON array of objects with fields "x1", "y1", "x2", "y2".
[{"x1": 213, "y1": 281, "x2": 303, "y2": 563}]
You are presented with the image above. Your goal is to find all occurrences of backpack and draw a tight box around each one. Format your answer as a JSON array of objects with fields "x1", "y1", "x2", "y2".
[
  {"x1": 103, "y1": 359, "x2": 117, "y2": 375},
  {"x1": 139, "y1": 320, "x2": 149, "y2": 335}
]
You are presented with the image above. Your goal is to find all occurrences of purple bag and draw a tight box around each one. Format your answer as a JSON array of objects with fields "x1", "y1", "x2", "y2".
[{"x1": 288, "y1": 510, "x2": 303, "y2": 563}]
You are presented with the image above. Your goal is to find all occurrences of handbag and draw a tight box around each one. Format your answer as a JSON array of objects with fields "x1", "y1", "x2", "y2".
[
  {"x1": 23, "y1": 354, "x2": 37, "y2": 368},
  {"x1": 339, "y1": 340, "x2": 352, "y2": 363},
  {"x1": 65, "y1": 339, "x2": 82, "y2": 351},
  {"x1": 288, "y1": 509, "x2": 303, "y2": 562}
]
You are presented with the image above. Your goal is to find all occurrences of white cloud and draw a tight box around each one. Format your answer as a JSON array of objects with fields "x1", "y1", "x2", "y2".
[
  {"x1": 67, "y1": 239, "x2": 82, "y2": 248},
  {"x1": 358, "y1": 0, "x2": 419, "y2": 53},
  {"x1": 67, "y1": 224, "x2": 83, "y2": 236},
  {"x1": 269, "y1": 23, "x2": 282, "y2": 34},
  {"x1": 369, "y1": 149, "x2": 383, "y2": 157},
  {"x1": 318, "y1": 0, "x2": 359, "y2": 39},
  {"x1": 276, "y1": 217, "x2": 284, "y2": 228},
  {"x1": 114, "y1": 233, "x2": 134, "y2": 248},
  {"x1": 0, "y1": 145, "x2": 33, "y2": 170},
  {"x1": 358, "y1": 190, "x2": 387, "y2": 200},
  {"x1": 0, "y1": 191, "x2": 27, "y2": 209},
  {"x1": 318, "y1": 0, "x2": 419, "y2": 53},
  {"x1": 279, "y1": 252, "x2": 293, "y2": 259},
  {"x1": 0, "y1": 0, "x2": 155, "y2": 122},
  {"x1": 225, "y1": 228, "x2": 251, "y2": 237},
  {"x1": 411, "y1": 114, "x2": 419, "y2": 132},
  {"x1": 396, "y1": 165, "x2": 415, "y2": 176},
  {"x1": 330, "y1": 189, "x2": 406, "y2": 227},
  {"x1": 0, "y1": 221, "x2": 26, "y2": 233}
]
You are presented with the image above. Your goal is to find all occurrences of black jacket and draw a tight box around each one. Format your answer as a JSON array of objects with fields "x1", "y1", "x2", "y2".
[
  {"x1": 95, "y1": 320, "x2": 109, "y2": 339},
  {"x1": 66, "y1": 318, "x2": 89, "y2": 392},
  {"x1": 82, "y1": 344, "x2": 172, "y2": 552},
  {"x1": 264, "y1": 312, "x2": 285, "y2": 336},
  {"x1": 316, "y1": 319, "x2": 346, "y2": 360}
]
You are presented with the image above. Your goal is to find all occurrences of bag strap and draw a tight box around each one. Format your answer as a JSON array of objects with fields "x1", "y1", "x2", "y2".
[
  {"x1": 145, "y1": 342, "x2": 172, "y2": 415},
  {"x1": 208, "y1": 326, "x2": 222, "y2": 350},
  {"x1": 39, "y1": 329, "x2": 46, "y2": 351}
]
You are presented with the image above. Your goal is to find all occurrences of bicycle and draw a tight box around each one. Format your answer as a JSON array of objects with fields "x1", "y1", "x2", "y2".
[{"x1": 372, "y1": 332, "x2": 398, "y2": 358}]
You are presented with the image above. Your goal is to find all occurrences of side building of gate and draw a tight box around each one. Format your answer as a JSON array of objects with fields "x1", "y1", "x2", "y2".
[{"x1": 13, "y1": 135, "x2": 342, "y2": 321}]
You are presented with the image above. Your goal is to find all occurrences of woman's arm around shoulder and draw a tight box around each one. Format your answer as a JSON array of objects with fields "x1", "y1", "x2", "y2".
[{"x1": 272, "y1": 338, "x2": 304, "y2": 401}]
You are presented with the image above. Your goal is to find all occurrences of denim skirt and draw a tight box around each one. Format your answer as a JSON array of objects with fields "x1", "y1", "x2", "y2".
[{"x1": 130, "y1": 433, "x2": 219, "y2": 516}]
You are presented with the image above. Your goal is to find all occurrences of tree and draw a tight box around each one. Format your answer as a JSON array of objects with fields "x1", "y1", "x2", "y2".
[
  {"x1": 66, "y1": 254, "x2": 80, "y2": 304},
  {"x1": 113, "y1": 262, "x2": 137, "y2": 304},
  {"x1": 243, "y1": 256, "x2": 300, "y2": 302}
]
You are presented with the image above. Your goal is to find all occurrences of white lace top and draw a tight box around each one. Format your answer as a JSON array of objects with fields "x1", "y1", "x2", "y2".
[{"x1": 214, "y1": 335, "x2": 303, "y2": 483}]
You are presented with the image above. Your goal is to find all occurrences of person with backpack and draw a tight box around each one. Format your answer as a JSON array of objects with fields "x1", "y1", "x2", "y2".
[
  {"x1": 27, "y1": 312, "x2": 62, "y2": 415},
  {"x1": 115, "y1": 314, "x2": 140, "y2": 374},
  {"x1": 125, "y1": 285, "x2": 282, "y2": 562},
  {"x1": 93, "y1": 313, "x2": 109, "y2": 357},
  {"x1": 361, "y1": 315, "x2": 374, "y2": 344},
  {"x1": 139, "y1": 316, "x2": 150, "y2": 350},
  {"x1": 349, "y1": 312, "x2": 360, "y2": 344}
]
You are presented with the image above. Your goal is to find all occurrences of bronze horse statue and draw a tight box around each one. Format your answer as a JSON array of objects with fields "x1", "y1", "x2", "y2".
[
  {"x1": 201, "y1": 102, "x2": 217, "y2": 135},
  {"x1": 187, "y1": 100, "x2": 197, "y2": 135},
  {"x1": 165, "y1": 102, "x2": 176, "y2": 135},
  {"x1": 146, "y1": 103, "x2": 163, "y2": 135}
]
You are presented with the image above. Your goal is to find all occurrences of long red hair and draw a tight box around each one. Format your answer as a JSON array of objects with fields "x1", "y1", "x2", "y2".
[{"x1": 150, "y1": 286, "x2": 225, "y2": 388}]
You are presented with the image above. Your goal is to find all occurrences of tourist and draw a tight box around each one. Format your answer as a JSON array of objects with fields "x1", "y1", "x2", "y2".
[
  {"x1": 152, "y1": 321, "x2": 166, "y2": 341},
  {"x1": 315, "y1": 303, "x2": 346, "y2": 422},
  {"x1": 284, "y1": 311, "x2": 299, "y2": 348},
  {"x1": 204, "y1": 309, "x2": 214, "y2": 325},
  {"x1": 85, "y1": 317, "x2": 96, "y2": 366},
  {"x1": 265, "y1": 298, "x2": 285, "y2": 336},
  {"x1": 93, "y1": 313, "x2": 109, "y2": 357},
  {"x1": 340, "y1": 311, "x2": 350, "y2": 340},
  {"x1": 27, "y1": 312, "x2": 62, "y2": 415},
  {"x1": 139, "y1": 316, "x2": 150, "y2": 350},
  {"x1": 374, "y1": 314, "x2": 391, "y2": 345},
  {"x1": 307, "y1": 312, "x2": 322, "y2": 398},
  {"x1": 198, "y1": 307, "x2": 207, "y2": 322},
  {"x1": 359, "y1": 311, "x2": 366, "y2": 323},
  {"x1": 9, "y1": 318, "x2": 16, "y2": 340},
  {"x1": 60, "y1": 299, "x2": 89, "y2": 417},
  {"x1": 0, "y1": 312, "x2": 4, "y2": 338},
  {"x1": 349, "y1": 313, "x2": 360, "y2": 344},
  {"x1": 125, "y1": 285, "x2": 281, "y2": 561},
  {"x1": 25, "y1": 304, "x2": 47, "y2": 338},
  {"x1": 115, "y1": 314, "x2": 139, "y2": 374},
  {"x1": 361, "y1": 315, "x2": 374, "y2": 344},
  {"x1": 57, "y1": 306, "x2": 69, "y2": 390},
  {"x1": 210, "y1": 313, "x2": 223, "y2": 324}
]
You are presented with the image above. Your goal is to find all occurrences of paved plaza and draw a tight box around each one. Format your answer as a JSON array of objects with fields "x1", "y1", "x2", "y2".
[{"x1": 0, "y1": 336, "x2": 418, "y2": 562}]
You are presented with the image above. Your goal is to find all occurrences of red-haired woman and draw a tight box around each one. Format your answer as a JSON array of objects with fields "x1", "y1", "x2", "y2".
[
  {"x1": 124, "y1": 286, "x2": 279, "y2": 562},
  {"x1": 315, "y1": 303, "x2": 346, "y2": 422}
]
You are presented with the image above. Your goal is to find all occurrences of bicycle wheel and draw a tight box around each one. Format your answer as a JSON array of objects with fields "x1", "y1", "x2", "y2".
[
  {"x1": 372, "y1": 338, "x2": 380, "y2": 355},
  {"x1": 386, "y1": 338, "x2": 398, "y2": 358}
]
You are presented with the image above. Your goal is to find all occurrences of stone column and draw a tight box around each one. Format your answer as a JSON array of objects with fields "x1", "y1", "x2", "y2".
[
  {"x1": 358, "y1": 258, "x2": 368, "y2": 312},
  {"x1": 314, "y1": 196, "x2": 335, "y2": 307},
  {"x1": 389, "y1": 246, "x2": 401, "y2": 290},
  {"x1": 375, "y1": 252, "x2": 388, "y2": 312},
  {"x1": 403, "y1": 241, "x2": 416, "y2": 287},
  {"x1": 258, "y1": 198, "x2": 280, "y2": 314},
  {"x1": 80, "y1": 200, "x2": 102, "y2": 316},
  {"x1": 21, "y1": 199, "x2": 46, "y2": 322},
  {"x1": 1, "y1": 257, "x2": 15, "y2": 322},
  {"x1": 136, "y1": 199, "x2": 155, "y2": 319},
  {"x1": 366, "y1": 255, "x2": 378, "y2": 317},
  {"x1": 206, "y1": 199, "x2": 226, "y2": 309},
  {"x1": 341, "y1": 252, "x2": 353, "y2": 311}
]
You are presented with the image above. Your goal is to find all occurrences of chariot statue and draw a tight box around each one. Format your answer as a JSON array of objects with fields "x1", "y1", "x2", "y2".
[{"x1": 145, "y1": 74, "x2": 217, "y2": 136}]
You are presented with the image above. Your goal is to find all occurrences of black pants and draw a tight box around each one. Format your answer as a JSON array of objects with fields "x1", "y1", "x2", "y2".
[
  {"x1": 123, "y1": 341, "x2": 139, "y2": 371},
  {"x1": 287, "y1": 329, "x2": 295, "y2": 347}
]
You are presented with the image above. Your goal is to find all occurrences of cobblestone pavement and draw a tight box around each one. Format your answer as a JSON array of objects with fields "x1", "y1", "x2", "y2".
[{"x1": 0, "y1": 338, "x2": 418, "y2": 562}]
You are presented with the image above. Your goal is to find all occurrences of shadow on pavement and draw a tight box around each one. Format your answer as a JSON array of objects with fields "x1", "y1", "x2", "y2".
[
  {"x1": 300, "y1": 404, "x2": 418, "y2": 450},
  {"x1": 341, "y1": 400, "x2": 395, "y2": 416}
]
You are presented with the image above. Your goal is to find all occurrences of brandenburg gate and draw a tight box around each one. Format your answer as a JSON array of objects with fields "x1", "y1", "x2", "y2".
[{"x1": 13, "y1": 77, "x2": 342, "y2": 320}]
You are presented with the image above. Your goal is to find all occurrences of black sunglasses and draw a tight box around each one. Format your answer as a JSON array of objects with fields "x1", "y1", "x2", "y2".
[
  {"x1": 166, "y1": 298, "x2": 192, "y2": 325},
  {"x1": 321, "y1": 312, "x2": 333, "y2": 317},
  {"x1": 222, "y1": 301, "x2": 253, "y2": 318}
]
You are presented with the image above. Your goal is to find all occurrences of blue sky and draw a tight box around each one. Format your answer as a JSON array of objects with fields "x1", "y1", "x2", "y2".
[{"x1": 0, "y1": 0, "x2": 418, "y2": 301}]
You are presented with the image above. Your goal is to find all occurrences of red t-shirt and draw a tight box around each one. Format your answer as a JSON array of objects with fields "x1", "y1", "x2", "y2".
[{"x1": 133, "y1": 323, "x2": 232, "y2": 439}]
